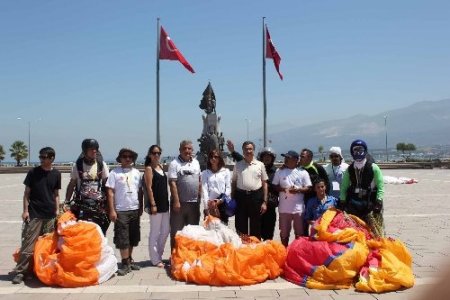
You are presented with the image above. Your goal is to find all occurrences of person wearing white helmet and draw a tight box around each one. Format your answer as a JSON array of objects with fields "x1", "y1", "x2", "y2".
[
  {"x1": 324, "y1": 146, "x2": 349, "y2": 199},
  {"x1": 339, "y1": 139, "x2": 385, "y2": 237}
]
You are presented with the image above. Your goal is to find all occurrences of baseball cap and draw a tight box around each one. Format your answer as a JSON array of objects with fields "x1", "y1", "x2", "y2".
[{"x1": 281, "y1": 150, "x2": 299, "y2": 159}]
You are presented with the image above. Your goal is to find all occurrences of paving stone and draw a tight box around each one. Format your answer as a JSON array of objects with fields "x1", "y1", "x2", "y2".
[{"x1": 1, "y1": 170, "x2": 450, "y2": 299}]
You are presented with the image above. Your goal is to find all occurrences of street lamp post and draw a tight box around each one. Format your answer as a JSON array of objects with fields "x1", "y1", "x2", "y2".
[
  {"x1": 245, "y1": 118, "x2": 251, "y2": 140},
  {"x1": 384, "y1": 115, "x2": 388, "y2": 162}
]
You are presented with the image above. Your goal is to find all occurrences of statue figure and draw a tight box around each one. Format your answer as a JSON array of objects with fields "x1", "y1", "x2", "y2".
[
  {"x1": 197, "y1": 82, "x2": 225, "y2": 169},
  {"x1": 199, "y1": 82, "x2": 216, "y2": 114}
]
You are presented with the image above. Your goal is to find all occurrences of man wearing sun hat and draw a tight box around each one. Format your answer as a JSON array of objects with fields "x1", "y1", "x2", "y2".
[
  {"x1": 324, "y1": 146, "x2": 349, "y2": 199},
  {"x1": 106, "y1": 148, "x2": 143, "y2": 276}
]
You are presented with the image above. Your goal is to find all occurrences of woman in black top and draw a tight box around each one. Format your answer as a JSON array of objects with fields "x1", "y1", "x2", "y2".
[{"x1": 143, "y1": 145, "x2": 170, "y2": 268}]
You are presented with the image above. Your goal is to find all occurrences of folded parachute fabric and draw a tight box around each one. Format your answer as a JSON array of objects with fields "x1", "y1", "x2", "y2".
[
  {"x1": 284, "y1": 209, "x2": 415, "y2": 293},
  {"x1": 34, "y1": 211, "x2": 117, "y2": 287},
  {"x1": 284, "y1": 237, "x2": 369, "y2": 290},
  {"x1": 171, "y1": 216, "x2": 286, "y2": 286},
  {"x1": 384, "y1": 176, "x2": 418, "y2": 184},
  {"x1": 356, "y1": 238, "x2": 415, "y2": 293}
]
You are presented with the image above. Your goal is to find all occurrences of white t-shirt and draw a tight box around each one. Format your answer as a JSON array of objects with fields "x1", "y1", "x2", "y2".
[
  {"x1": 106, "y1": 167, "x2": 141, "y2": 211},
  {"x1": 201, "y1": 168, "x2": 231, "y2": 209},
  {"x1": 168, "y1": 156, "x2": 201, "y2": 203},
  {"x1": 272, "y1": 167, "x2": 312, "y2": 214}
]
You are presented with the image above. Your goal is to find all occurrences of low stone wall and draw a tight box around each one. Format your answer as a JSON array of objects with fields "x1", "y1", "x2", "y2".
[{"x1": 0, "y1": 161, "x2": 440, "y2": 174}]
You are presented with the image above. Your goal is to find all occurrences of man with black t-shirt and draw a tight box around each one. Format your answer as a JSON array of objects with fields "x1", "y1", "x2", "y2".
[{"x1": 10, "y1": 147, "x2": 61, "y2": 284}]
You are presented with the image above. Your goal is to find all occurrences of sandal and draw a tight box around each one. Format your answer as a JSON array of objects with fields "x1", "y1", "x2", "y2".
[{"x1": 155, "y1": 262, "x2": 165, "y2": 268}]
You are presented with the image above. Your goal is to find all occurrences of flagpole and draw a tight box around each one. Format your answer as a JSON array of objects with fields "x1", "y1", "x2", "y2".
[
  {"x1": 262, "y1": 17, "x2": 267, "y2": 148},
  {"x1": 156, "y1": 18, "x2": 161, "y2": 146}
]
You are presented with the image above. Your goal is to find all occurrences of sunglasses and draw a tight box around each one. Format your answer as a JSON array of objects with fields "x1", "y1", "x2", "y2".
[
  {"x1": 121, "y1": 155, "x2": 134, "y2": 159},
  {"x1": 39, "y1": 155, "x2": 50, "y2": 159},
  {"x1": 151, "y1": 152, "x2": 162, "y2": 156},
  {"x1": 329, "y1": 154, "x2": 339, "y2": 158}
]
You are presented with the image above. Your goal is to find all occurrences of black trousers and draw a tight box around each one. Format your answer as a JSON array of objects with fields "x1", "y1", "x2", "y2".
[
  {"x1": 235, "y1": 188, "x2": 263, "y2": 239},
  {"x1": 261, "y1": 204, "x2": 277, "y2": 240}
]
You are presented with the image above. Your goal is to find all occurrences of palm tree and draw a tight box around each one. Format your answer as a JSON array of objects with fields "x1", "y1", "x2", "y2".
[
  {"x1": 9, "y1": 141, "x2": 28, "y2": 166},
  {"x1": 318, "y1": 145, "x2": 325, "y2": 162},
  {"x1": 0, "y1": 145, "x2": 5, "y2": 164}
]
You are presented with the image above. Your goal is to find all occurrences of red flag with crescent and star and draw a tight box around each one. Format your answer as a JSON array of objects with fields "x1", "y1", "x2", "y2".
[
  {"x1": 159, "y1": 26, "x2": 195, "y2": 73},
  {"x1": 265, "y1": 26, "x2": 283, "y2": 80}
]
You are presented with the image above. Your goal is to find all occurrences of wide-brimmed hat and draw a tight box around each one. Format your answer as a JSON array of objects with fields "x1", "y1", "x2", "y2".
[
  {"x1": 281, "y1": 150, "x2": 299, "y2": 159},
  {"x1": 116, "y1": 148, "x2": 138, "y2": 163}
]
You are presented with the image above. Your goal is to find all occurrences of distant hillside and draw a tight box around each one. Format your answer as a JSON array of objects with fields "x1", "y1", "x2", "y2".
[{"x1": 269, "y1": 98, "x2": 450, "y2": 153}]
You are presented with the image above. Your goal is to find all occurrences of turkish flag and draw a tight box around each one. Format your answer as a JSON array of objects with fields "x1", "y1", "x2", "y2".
[
  {"x1": 266, "y1": 27, "x2": 283, "y2": 80},
  {"x1": 159, "y1": 26, "x2": 195, "y2": 73}
]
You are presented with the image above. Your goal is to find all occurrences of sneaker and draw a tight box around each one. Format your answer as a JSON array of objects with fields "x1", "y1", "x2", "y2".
[
  {"x1": 130, "y1": 259, "x2": 140, "y2": 271},
  {"x1": 117, "y1": 264, "x2": 131, "y2": 276},
  {"x1": 12, "y1": 273, "x2": 24, "y2": 284}
]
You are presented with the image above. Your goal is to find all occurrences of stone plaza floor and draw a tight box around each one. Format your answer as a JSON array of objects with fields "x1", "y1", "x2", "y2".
[{"x1": 0, "y1": 169, "x2": 449, "y2": 299}]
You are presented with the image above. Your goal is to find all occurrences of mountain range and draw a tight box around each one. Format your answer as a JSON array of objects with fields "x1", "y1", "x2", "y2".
[{"x1": 267, "y1": 98, "x2": 450, "y2": 154}]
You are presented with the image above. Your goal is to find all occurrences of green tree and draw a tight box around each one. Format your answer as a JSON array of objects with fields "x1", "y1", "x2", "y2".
[
  {"x1": 0, "y1": 145, "x2": 5, "y2": 163},
  {"x1": 396, "y1": 142, "x2": 416, "y2": 160},
  {"x1": 396, "y1": 143, "x2": 406, "y2": 154},
  {"x1": 9, "y1": 140, "x2": 28, "y2": 166},
  {"x1": 318, "y1": 145, "x2": 324, "y2": 162}
]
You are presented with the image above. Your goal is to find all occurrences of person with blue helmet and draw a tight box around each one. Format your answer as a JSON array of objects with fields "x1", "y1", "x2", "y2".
[{"x1": 338, "y1": 139, "x2": 385, "y2": 237}]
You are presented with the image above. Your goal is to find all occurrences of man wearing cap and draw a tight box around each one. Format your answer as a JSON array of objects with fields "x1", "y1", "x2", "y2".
[
  {"x1": 168, "y1": 140, "x2": 202, "y2": 249},
  {"x1": 272, "y1": 150, "x2": 311, "y2": 246},
  {"x1": 106, "y1": 148, "x2": 143, "y2": 276},
  {"x1": 324, "y1": 146, "x2": 349, "y2": 199},
  {"x1": 231, "y1": 141, "x2": 268, "y2": 240}
]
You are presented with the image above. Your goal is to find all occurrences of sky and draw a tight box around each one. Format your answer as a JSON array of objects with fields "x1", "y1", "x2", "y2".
[{"x1": 1, "y1": 0, "x2": 450, "y2": 162}]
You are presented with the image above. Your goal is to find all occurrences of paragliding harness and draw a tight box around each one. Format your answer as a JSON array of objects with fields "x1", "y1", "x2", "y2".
[
  {"x1": 69, "y1": 158, "x2": 110, "y2": 234},
  {"x1": 346, "y1": 161, "x2": 377, "y2": 218}
]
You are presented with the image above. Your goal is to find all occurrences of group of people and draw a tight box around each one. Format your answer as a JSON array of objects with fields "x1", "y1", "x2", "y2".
[
  {"x1": 226, "y1": 139, "x2": 385, "y2": 245},
  {"x1": 9, "y1": 137, "x2": 385, "y2": 285}
]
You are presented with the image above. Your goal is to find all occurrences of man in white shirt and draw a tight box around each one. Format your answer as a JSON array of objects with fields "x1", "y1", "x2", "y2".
[
  {"x1": 273, "y1": 150, "x2": 312, "y2": 246},
  {"x1": 106, "y1": 148, "x2": 143, "y2": 276},
  {"x1": 168, "y1": 140, "x2": 201, "y2": 249},
  {"x1": 231, "y1": 141, "x2": 268, "y2": 239}
]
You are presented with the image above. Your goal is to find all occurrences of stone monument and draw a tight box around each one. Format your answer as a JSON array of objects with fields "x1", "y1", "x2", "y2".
[{"x1": 197, "y1": 82, "x2": 225, "y2": 169}]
